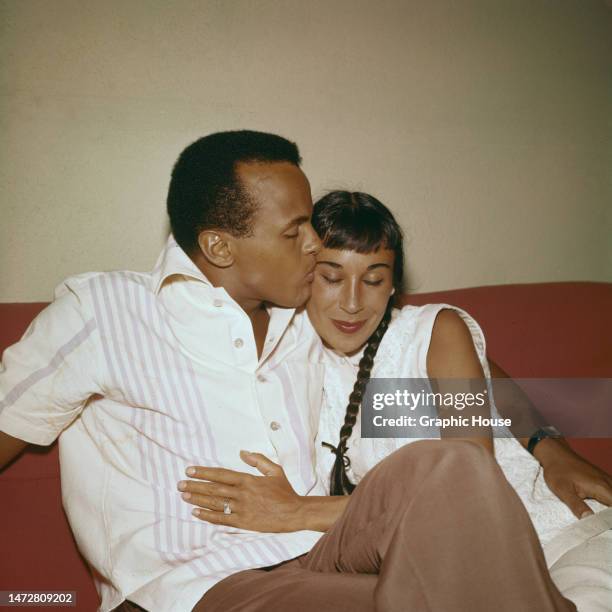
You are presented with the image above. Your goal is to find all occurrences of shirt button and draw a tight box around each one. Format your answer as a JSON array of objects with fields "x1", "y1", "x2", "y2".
[
  {"x1": 270, "y1": 421, "x2": 281, "y2": 431},
  {"x1": 257, "y1": 374, "x2": 267, "y2": 383},
  {"x1": 267, "y1": 336, "x2": 275, "y2": 343},
  {"x1": 234, "y1": 338, "x2": 244, "y2": 349},
  {"x1": 213, "y1": 299, "x2": 223, "y2": 307}
]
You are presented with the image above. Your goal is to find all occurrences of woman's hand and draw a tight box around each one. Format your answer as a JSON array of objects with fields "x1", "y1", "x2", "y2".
[
  {"x1": 178, "y1": 451, "x2": 304, "y2": 532},
  {"x1": 536, "y1": 439, "x2": 612, "y2": 518}
]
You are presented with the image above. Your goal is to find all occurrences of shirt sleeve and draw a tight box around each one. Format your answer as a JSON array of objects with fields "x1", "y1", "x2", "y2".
[{"x1": 0, "y1": 279, "x2": 106, "y2": 445}]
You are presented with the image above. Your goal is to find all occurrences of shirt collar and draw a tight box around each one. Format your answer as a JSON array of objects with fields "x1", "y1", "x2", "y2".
[
  {"x1": 151, "y1": 235, "x2": 211, "y2": 294},
  {"x1": 151, "y1": 236, "x2": 297, "y2": 352},
  {"x1": 324, "y1": 345, "x2": 365, "y2": 369}
]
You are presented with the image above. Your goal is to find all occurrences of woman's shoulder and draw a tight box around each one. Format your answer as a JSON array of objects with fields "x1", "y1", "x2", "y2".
[
  {"x1": 392, "y1": 302, "x2": 485, "y2": 348},
  {"x1": 390, "y1": 303, "x2": 463, "y2": 329},
  {"x1": 373, "y1": 304, "x2": 451, "y2": 376},
  {"x1": 377, "y1": 303, "x2": 484, "y2": 375}
]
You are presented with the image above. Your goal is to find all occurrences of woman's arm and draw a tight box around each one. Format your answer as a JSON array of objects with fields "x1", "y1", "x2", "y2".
[
  {"x1": 426, "y1": 309, "x2": 494, "y2": 455},
  {"x1": 179, "y1": 451, "x2": 348, "y2": 532}
]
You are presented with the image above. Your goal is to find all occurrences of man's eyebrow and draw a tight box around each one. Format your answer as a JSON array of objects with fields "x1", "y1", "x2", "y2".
[
  {"x1": 280, "y1": 215, "x2": 311, "y2": 232},
  {"x1": 316, "y1": 261, "x2": 342, "y2": 268}
]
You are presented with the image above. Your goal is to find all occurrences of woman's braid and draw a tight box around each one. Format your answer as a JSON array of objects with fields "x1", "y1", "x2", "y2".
[{"x1": 327, "y1": 301, "x2": 394, "y2": 495}]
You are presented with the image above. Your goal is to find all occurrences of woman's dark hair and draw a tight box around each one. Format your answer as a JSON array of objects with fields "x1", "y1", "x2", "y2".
[
  {"x1": 312, "y1": 191, "x2": 404, "y2": 495},
  {"x1": 167, "y1": 130, "x2": 301, "y2": 255}
]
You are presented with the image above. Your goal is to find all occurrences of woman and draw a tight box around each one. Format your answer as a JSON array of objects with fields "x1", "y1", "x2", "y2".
[{"x1": 308, "y1": 190, "x2": 612, "y2": 610}]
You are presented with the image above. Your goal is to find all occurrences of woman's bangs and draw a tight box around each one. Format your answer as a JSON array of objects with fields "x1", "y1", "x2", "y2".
[{"x1": 320, "y1": 210, "x2": 396, "y2": 254}]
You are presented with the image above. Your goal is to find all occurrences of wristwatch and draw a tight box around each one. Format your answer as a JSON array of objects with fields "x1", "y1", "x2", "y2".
[{"x1": 527, "y1": 425, "x2": 562, "y2": 455}]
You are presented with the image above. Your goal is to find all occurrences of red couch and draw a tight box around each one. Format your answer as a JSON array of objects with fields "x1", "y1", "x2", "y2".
[{"x1": 1, "y1": 281, "x2": 611, "y2": 611}]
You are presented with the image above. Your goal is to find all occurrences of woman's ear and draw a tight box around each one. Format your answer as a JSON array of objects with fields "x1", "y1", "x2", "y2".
[{"x1": 197, "y1": 230, "x2": 234, "y2": 268}]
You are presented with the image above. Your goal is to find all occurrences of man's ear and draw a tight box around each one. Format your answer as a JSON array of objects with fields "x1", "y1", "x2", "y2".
[{"x1": 197, "y1": 230, "x2": 234, "y2": 268}]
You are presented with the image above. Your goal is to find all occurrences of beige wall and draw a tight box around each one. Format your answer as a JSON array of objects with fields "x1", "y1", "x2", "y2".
[{"x1": 1, "y1": 0, "x2": 610, "y2": 302}]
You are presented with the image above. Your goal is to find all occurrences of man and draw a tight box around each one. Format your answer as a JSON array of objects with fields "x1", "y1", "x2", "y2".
[{"x1": 0, "y1": 131, "x2": 585, "y2": 611}]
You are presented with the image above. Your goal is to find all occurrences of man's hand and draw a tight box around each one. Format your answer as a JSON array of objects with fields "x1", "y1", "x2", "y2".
[
  {"x1": 178, "y1": 451, "x2": 304, "y2": 532},
  {"x1": 536, "y1": 438, "x2": 612, "y2": 518}
]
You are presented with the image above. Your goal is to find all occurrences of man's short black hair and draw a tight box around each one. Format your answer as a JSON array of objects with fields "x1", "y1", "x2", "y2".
[{"x1": 167, "y1": 130, "x2": 302, "y2": 254}]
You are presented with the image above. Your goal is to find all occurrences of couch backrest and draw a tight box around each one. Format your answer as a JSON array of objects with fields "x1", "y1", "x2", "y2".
[{"x1": 401, "y1": 281, "x2": 612, "y2": 378}]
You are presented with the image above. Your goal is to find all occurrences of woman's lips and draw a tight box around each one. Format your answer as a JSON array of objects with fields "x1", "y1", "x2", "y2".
[{"x1": 331, "y1": 319, "x2": 367, "y2": 334}]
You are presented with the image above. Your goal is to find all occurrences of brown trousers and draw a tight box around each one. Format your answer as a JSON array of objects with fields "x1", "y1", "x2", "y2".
[
  {"x1": 195, "y1": 441, "x2": 575, "y2": 612},
  {"x1": 119, "y1": 441, "x2": 577, "y2": 611}
]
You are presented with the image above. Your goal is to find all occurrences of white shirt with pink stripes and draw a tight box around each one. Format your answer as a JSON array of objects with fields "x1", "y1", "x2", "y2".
[{"x1": 0, "y1": 236, "x2": 326, "y2": 612}]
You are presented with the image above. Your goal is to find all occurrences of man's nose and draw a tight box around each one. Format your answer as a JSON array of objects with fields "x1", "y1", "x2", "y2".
[
  {"x1": 303, "y1": 223, "x2": 322, "y2": 256},
  {"x1": 339, "y1": 281, "x2": 363, "y2": 315}
]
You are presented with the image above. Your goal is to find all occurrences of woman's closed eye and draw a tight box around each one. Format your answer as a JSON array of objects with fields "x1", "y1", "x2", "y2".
[
  {"x1": 321, "y1": 275, "x2": 342, "y2": 284},
  {"x1": 320, "y1": 274, "x2": 384, "y2": 287}
]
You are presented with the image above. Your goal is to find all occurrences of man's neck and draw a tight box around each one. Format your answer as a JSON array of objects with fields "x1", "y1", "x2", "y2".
[
  {"x1": 192, "y1": 250, "x2": 270, "y2": 358},
  {"x1": 249, "y1": 304, "x2": 270, "y2": 359}
]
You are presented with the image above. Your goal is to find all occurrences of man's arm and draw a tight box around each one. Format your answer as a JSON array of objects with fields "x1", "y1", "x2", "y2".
[
  {"x1": 487, "y1": 358, "x2": 551, "y2": 452},
  {"x1": 0, "y1": 283, "x2": 106, "y2": 470},
  {"x1": 0, "y1": 430, "x2": 29, "y2": 471},
  {"x1": 487, "y1": 357, "x2": 574, "y2": 460},
  {"x1": 488, "y1": 357, "x2": 612, "y2": 517}
]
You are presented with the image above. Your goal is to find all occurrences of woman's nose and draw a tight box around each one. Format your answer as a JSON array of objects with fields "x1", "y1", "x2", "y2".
[{"x1": 340, "y1": 283, "x2": 362, "y2": 314}]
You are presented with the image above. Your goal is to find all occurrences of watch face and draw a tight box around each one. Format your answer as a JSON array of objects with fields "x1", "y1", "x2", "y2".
[{"x1": 541, "y1": 425, "x2": 561, "y2": 437}]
